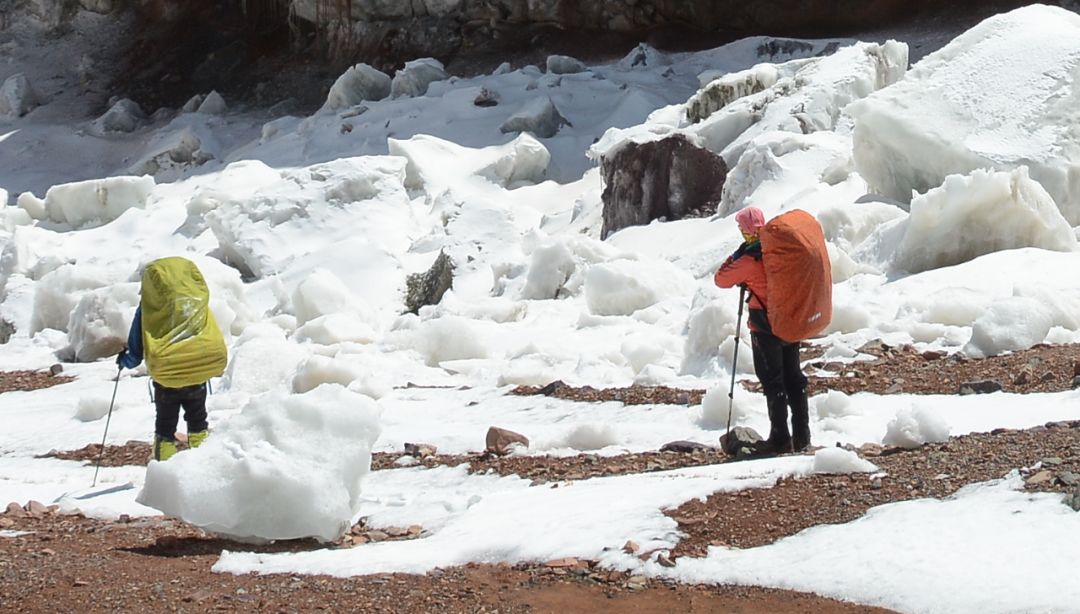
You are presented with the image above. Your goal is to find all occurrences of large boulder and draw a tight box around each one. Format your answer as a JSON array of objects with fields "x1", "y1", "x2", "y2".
[
  {"x1": 196, "y1": 90, "x2": 227, "y2": 115},
  {"x1": 599, "y1": 134, "x2": 727, "y2": 239},
  {"x1": 849, "y1": 5, "x2": 1080, "y2": 224},
  {"x1": 404, "y1": 250, "x2": 454, "y2": 314},
  {"x1": 0, "y1": 74, "x2": 38, "y2": 118}
]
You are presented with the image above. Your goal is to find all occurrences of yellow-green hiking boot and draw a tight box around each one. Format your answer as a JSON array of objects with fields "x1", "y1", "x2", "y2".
[
  {"x1": 188, "y1": 430, "x2": 209, "y2": 449},
  {"x1": 153, "y1": 437, "x2": 178, "y2": 461}
]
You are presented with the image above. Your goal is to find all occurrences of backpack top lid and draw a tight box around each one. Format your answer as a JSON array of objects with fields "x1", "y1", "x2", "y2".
[{"x1": 759, "y1": 209, "x2": 832, "y2": 343}]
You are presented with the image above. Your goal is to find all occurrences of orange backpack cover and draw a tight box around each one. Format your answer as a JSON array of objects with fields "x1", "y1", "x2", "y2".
[{"x1": 759, "y1": 209, "x2": 832, "y2": 342}]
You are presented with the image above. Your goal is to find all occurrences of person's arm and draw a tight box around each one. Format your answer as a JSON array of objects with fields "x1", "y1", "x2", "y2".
[
  {"x1": 714, "y1": 251, "x2": 753, "y2": 289},
  {"x1": 117, "y1": 306, "x2": 143, "y2": 369}
]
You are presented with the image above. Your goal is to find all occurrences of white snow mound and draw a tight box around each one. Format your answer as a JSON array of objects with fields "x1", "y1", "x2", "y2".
[
  {"x1": 323, "y1": 63, "x2": 391, "y2": 111},
  {"x1": 137, "y1": 384, "x2": 381, "y2": 543},
  {"x1": 31, "y1": 176, "x2": 155, "y2": 228},
  {"x1": 884, "y1": 168, "x2": 1077, "y2": 274},
  {"x1": 883, "y1": 407, "x2": 951, "y2": 449},
  {"x1": 812, "y1": 448, "x2": 879, "y2": 474},
  {"x1": 849, "y1": 5, "x2": 1080, "y2": 224}
]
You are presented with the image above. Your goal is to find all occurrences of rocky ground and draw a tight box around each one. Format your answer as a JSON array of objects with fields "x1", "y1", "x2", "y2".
[{"x1": 7, "y1": 342, "x2": 1080, "y2": 612}]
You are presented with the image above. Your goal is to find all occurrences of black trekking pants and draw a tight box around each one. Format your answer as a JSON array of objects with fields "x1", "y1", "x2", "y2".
[
  {"x1": 751, "y1": 325, "x2": 808, "y2": 441},
  {"x1": 153, "y1": 382, "x2": 208, "y2": 441}
]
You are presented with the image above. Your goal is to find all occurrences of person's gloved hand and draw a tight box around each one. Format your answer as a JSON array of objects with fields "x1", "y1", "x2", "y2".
[{"x1": 116, "y1": 349, "x2": 128, "y2": 368}]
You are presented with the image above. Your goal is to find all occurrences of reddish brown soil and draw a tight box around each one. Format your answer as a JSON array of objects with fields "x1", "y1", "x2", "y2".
[
  {"x1": 12, "y1": 342, "x2": 1080, "y2": 612},
  {"x1": 0, "y1": 369, "x2": 74, "y2": 393}
]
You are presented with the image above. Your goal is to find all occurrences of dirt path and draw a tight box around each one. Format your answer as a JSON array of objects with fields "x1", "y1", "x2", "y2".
[
  {"x1": 8, "y1": 343, "x2": 1080, "y2": 611},
  {"x1": 0, "y1": 512, "x2": 892, "y2": 613}
]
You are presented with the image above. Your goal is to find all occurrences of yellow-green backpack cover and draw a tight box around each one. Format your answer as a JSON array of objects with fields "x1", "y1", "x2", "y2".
[{"x1": 140, "y1": 257, "x2": 227, "y2": 388}]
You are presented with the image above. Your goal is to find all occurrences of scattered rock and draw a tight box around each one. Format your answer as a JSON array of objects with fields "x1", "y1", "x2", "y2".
[
  {"x1": 1068, "y1": 486, "x2": 1080, "y2": 512},
  {"x1": 196, "y1": 90, "x2": 227, "y2": 115},
  {"x1": 656, "y1": 552, "x2": 676, "y2": 568},
  {"x1": 1057, "y1": 472, "x2": 1079, "y2": 487},
  {"x1": 1074, "y1": 362, "x2": 1080, "y2": 378},
  {"x1": 391, "y1": 58, "x2": 448, "y2": 98},
  {"x1": 1026, "y1": 470, "x2": 1054, "y2": 486},
  {"x1": 622, "y1": 540, "x2": 639, "y2": 554},
  {"x1": 500, "y1": 96, "x2": 569, "y2": 139},
  {"x1": 5, "y1": 501, "x2": 27, "y2": 517},
  {"x1": 719, "y1": 427, "x2": 763, "y2": 456},
  {"x1": 403, "y1": 442, "x2": 437, "y2": 458},
  {"x1": 546, "y1": 54, "x2": 587, "y2": 74},
  {"x1": 958, "y1": 379, "x2": 1003, "y2": 395},
  {"x1": 473, "y1": 88, "x2": 499, "y2": 107},
  {"x1": 1012, "y1": 368, "x2": 1033, "y2": 386},
  {"x1": 0, "y1": 73, "x2": 38, "y2": 117},
  {"x1": 1041, "y1": 457, "x2": 1063, "y2": 466},
  {"x1": 25, "y1": 500, "x2": 48, "y2": 517},
  {"x1": 544, "y1": 557, "x2": 584, "y2": 569},
  {"x1": 403, "y1": 250, "x2": 454, "y2": 314},
  {"x1": 486, "y1": 426, "x2": 529, "y2": 456},
  {"x1": 1072, "y1": 375, "x2": 1080, "y2": 390},
  {"x1": 660, "y1": 440, "x2": 712, "y2": 453},
  {"x1": 48, "y1": 364, "x2": 63, "y2": 376},
  {"x1": 599, "y1": 134, "x2": 727, "y2": 239},
  {"x1": 366, "y1": 530, "x2": 389, "y2": 542},
  {"x1": 921, "y1": 350, "x2": 946, "y2": 361}
]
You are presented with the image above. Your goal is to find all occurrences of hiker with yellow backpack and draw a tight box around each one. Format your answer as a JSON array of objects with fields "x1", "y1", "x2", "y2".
[
  {"x1": 116, "y1": 257, "x2": 228, "y2": 461},
  {"x1": 714, "y1": 207, "x2": 832, "y2": 455}
]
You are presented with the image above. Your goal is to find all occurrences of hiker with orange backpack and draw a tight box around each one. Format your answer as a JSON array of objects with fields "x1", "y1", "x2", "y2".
[
  {"x1": 116, "y1": 257, "x2": 228, "y2": 461},
  {"x1": 714, "y1": 207, "x2": 832, "y2": 454}
]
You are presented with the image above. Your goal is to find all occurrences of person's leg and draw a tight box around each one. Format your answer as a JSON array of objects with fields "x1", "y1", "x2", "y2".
[
  {"x1": 179, "y1": 383, "x2": 209, "y2": 448},
  {"x1": 780, "y1": 342, "x2": 811, "y2": 451},
  {"x1": 752, "y1": 331, "x2": 791, "y2": 452},
  {"x1": 153, "y1": 383, "x2": 182, "y2": 461}
]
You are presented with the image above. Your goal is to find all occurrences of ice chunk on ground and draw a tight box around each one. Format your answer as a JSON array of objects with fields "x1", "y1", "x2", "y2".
[
  {"x1": 389, "y1": 133, "x2": 549, "y2": 191},
  {"x1": 0, "y1": 73, "x2": 38, "y2": 117},
  {"x1": 699, "y1": 385, "x2": 756, "y2": 429},
  {"x1": 323, "y1": 63, "x2": 391, "y2": 111},
  {"x1": 697, "y1": 41, "x2": 908, "y2": 164},
  {"x1": 294, "y1": 313, "x2": 377, "y2": 346},
  {"x1": 584, "y1": 259, "x2": 694, "y2": 316},
  {"x1": 138, "y1": 384, "x2": 381, "y2": 543},
  {"x1": 883, "y1": 406, "x2": 950, "y2": 449},
  {"x1": 563, "y1": 424, "x2": 619, "y2": 451},
  {"x1": 814, "y1": 390, "x2": 859, "y2": 418},
  {"x1": 92, "y1": 98, "x2": 144, "y2": 134},
  {"x1": 965, "y1": 296, "x2": 1054, "y2": 357},
  {"x1": 30, "y1": 264, "x2": 125, "y2": 334},
  {"x1": 197, "y1": 90, "x2": 227, "y2": 115},
  {"x1": 73, "y1": 396, "x2": 118, "y2": 422},
  {"x1": 521, "y1": 242, "x2": 575, "y2": 300},
  {"x1": 292, "y1": 355, "x2": 364, "y2": 393},
  {"x1": 391, "y1": 58, "x2": 447, "y2": 98},
  {"x1": 221, "y1": 325, "x2": 306, "y2": 395},
  {"x1": 64, "y1": 282, "x2": 139, "y2": 362},
  {"x1": 500, "y1": 97, "x2": 569, "y2": 139},
  {"x1": 849, "y1": 5, "x2": 1080, "y2": 224},
  {"x1": 291, "y1": 269, "x2": 368, "y2": 326},
  {"x1": 33, "y1": 175, "x2": 155, "y2": 228},
  {"x1": 546, "y1": 55, "x2": 587, "y2": 75},
  {"x1": 884, "y1": 168, "x2": 1077, "y2": 274},
  {"x1": 812, "y1": 448, "x2": 879, "y2": 474}
]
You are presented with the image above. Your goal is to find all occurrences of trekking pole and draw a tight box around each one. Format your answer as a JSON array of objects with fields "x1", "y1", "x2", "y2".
[
  {"x1": 92, "y1": 365, "x2": 122, "y2": 487},
  {"x1": 725, "y1": 286, "x2": 747, "y2": 438}
]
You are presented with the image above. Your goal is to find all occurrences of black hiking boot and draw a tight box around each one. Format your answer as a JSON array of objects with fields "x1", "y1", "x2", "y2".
[
  {"x1": 790, "y1": 389, "x2": 811, "y2": 452},
  {"x1": 760, "y1": 392, "x2": 792, "y2": 455}
]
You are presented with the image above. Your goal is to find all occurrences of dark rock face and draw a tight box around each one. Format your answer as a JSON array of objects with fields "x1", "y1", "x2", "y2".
[
  {"x1": 600, "y1": 134, "x2": 727, "y2": 239},
  {"x1": 404, "y1": 250, "x2": 454, "y2": 314}
]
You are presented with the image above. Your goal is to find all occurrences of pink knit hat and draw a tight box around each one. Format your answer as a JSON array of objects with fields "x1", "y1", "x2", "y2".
[{"x1": 735, "y1": 207, "x2": 765, "y2": 234}]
